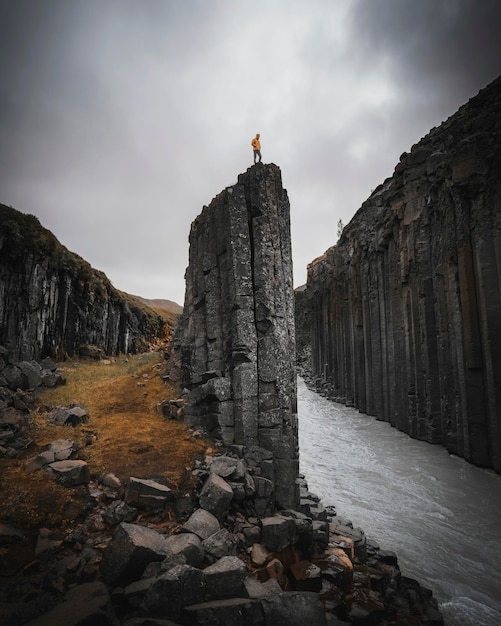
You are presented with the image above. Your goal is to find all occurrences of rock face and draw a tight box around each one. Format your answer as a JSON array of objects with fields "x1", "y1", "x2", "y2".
[
  {"x1": 301, "y1": 76, "x2": 501, "y2": 472},
  {"x1": 174, "y1": 163, "x2": 299, "y2": 508},
  {"x1": 0, "y1": 205, "x2": 168, "y2": 360}
]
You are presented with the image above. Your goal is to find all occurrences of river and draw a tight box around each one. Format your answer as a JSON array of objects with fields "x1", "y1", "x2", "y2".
[{"x1": 297, "y1": 377, "x2": 501, "y2": 626}]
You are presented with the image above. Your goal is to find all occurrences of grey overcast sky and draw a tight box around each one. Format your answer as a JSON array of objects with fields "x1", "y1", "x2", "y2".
[{"x1": 1, "y1": 0, "x2": 500, "y2": 305}]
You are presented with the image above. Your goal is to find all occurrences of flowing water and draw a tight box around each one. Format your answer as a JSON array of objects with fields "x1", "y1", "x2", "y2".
[{"x1": 297, "y1": 377, "x2": 501, "y2": 626}]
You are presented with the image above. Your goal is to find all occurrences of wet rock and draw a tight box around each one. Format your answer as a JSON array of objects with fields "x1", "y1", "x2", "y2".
[{"x1": 101, "y1": 522, "x2": 172, "y2": 587}]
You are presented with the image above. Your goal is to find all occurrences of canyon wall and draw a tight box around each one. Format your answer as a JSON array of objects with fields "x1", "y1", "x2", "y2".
[
  {"x1": 0, "y1": 205, "x2": 167, "y2": 360},
  {"x1": 174, "y1": 164, "x2": 299, "y2": 509},
  {"x1": 302, "y1": 76, "x2": 501, "y2": 472}
]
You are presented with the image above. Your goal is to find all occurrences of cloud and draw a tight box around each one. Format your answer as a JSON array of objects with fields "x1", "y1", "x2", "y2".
[{"x1": 1, "y1": 0, "x2": 499, "y2": 303}]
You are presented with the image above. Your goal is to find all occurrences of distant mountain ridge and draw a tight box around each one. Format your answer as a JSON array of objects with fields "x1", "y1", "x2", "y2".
[
  {"x1": 0, "y1": 204, "x2": 175, "y2": 360},
  {"x1": 135, "y1": 297, "x2": 182, "y2": 315}
]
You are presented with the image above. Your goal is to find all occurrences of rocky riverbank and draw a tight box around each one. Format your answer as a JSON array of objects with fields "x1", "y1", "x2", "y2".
[{"x1": 0, "y1": 348, "x2": 443, "y2": 625}]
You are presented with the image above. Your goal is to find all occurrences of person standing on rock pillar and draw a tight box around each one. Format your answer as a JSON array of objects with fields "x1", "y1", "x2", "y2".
[{"x1": 251, "y1": 133, "x2": 262, "y2": 163}]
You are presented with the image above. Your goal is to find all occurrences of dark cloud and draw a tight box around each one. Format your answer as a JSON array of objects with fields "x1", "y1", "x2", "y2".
[
  {"x1": 349, "y1": 0, "x2": 501, "y2": 102},
  {"x1": 1, "y1": 1, "x2": 499, "y2": 302}
]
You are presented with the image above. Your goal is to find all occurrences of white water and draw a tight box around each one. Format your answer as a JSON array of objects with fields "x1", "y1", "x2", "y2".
[{"x1": 297, "y1": 377, "x2": 501, "y2": 626}]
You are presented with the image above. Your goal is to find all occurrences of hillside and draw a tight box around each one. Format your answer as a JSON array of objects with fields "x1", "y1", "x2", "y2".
[
  {"x1": 134, "y1": 296, "x2": 183, "y2": 329},
  {"x1": 0, "y1": 204, "x2": 172, "y2": 360}
]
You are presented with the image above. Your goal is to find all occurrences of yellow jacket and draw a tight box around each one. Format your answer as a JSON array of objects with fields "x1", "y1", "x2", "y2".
[{"x1": 251, "y1": 136, "x2": 261, "y2": 150}]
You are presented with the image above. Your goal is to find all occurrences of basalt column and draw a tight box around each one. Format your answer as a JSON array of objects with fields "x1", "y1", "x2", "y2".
[
  {"x1": 303, "y1": 75, "x2": 501, "y2": 473},
  {"x1": 175, "y1": 163, "x2": 298, "y2": 509}
]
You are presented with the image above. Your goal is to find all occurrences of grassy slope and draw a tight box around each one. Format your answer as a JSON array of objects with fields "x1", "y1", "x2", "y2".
[{"x1": 0, "y1": 353, "x2": 207, "y2": 531}]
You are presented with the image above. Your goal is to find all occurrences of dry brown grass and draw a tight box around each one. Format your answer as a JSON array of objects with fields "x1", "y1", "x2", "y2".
[{"x1": 0, "y1": 353, "x2": 208, "y2": 531}]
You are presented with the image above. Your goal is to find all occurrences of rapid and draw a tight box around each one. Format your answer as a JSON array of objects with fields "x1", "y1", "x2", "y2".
[{"x1": 297, "y1": 377, "x2": 501, "y2": 626}]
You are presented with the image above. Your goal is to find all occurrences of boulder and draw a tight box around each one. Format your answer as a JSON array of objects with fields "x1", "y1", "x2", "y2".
[
  {"x1": 250, "y1": 543, "x2": 269, "y2": 567},
  {"x1": 18, "y1": 361, "x2": 42, "y2": 389},
  {"x1": 123, "y1": 578, "x2": 155, "y2": 609},
  {"x1": 260, "y1": 516, "x2": 296, "y2": 552},
  {"x1": 157, "y1": 399, "x2": 185, "y2": 420},
  {"x1": 202, "y1": 528, "x2": 239, "y2": 563},
  {"x1": 140, "y1": 564, "x2": 205, "y2": 620},
  {"x1": 289, "y1": 560, "x2": 322, "y2": 593},
  {"x1": 103, "y1": 500, "x2": 138, "y2": 525},
  {"x1": 322, "y1": 547, "x2": 354, "y2": 588},
  {"x1": 165, "y1": 532, "x2": 204, "y2": 567},
  {"x1": 244, "y1": 577, "x2": 276, "y2": 599},
  {"x1": 260, "y1": 591, "x2": 328, "y2": 626},
  {"x1": 100, "y1": 472, "x2": 122, "y2": 490},
  {"x1": 181, "y1": 508, "x2": 220, "y2": 540},
  {"x1": 47, "y1": 459, "x2": 90, "y2": 486},
  {"x1": 48, "y1": 404, "x2": 89, "y2": 426},
  {"x1": 39, "y1": 356, "x2": 57, "y2": 372},
  {"x1": 26, "y1": 439, "x2": 79, "y2": 471},
  {"x1": 210, "y1": 455, "x2": 247, "y2": 480},
  {"x1": 3, "y1": 365, "x2": 28, "y2": 391},
  {"x1": 203, "y1": 555, "x2": 248, "y2": 599},
  {"x1": 23, "y1": 581, "x2": 117, "y2": 626},
  {"x1": 199, "y1": 473, "x2": 233, "y2": 519},
  {"x1": 182, "y1": 598, "x2": 263, "y2": 625},
  {"x1": 40, "y1": 369, "x2": 66, "y2": 388},
  {"x1": 101, "y1": 522, "x2": 172, "y2": 587},
  {"x1": 141, "y1": 553, "x2": 186, "y2": 580},
  {"x1": 125, "y1": 477, "x2": 174, "y2": 509}
]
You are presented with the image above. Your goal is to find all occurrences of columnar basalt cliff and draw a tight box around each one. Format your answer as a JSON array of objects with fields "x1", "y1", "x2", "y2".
[
  {"x1": 174, "y1": 164, "x2": 299, "y2": 509},
  {"x1": 301, "y1": 76, "x2": 501, "y2": 472},
  {"x1": 0, "y1": 205, "x2": 168, "y2": 360}
]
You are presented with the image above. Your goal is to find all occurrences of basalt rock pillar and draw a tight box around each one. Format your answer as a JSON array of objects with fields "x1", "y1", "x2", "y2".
[{"x1": 174, "y1": 163, "x2": 299, "y2": 509}]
